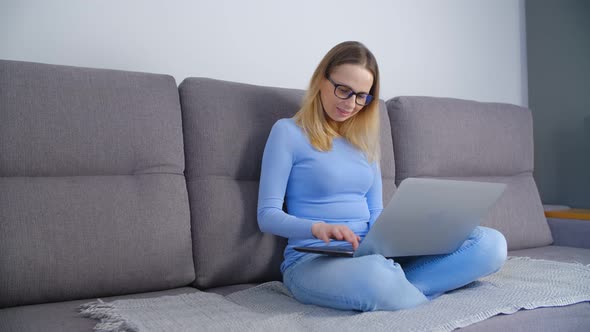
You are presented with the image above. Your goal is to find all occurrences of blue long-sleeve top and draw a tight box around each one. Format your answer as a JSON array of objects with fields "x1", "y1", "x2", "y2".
[{"x1": 257, "y1": 118, "x2": 383, "y2": 272}]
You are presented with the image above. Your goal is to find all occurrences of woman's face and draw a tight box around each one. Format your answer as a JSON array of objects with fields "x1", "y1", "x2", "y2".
[{"x1": 320, "y1": 64, "x2": 374, "y2": 123}]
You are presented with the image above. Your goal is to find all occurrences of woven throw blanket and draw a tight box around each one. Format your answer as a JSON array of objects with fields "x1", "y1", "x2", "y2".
[{"x1": 80, "y1": 257, "x2": 590, "y2": 332}]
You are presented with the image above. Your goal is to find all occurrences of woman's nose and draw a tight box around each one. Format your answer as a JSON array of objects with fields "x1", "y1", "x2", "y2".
[{"x1": 343, "y1": 95, "x2": 356, "y2": 108}]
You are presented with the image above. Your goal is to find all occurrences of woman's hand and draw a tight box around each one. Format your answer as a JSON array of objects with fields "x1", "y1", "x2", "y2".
[{"x1": 311, "y1": 222, "x2": 361, "y2": 250}]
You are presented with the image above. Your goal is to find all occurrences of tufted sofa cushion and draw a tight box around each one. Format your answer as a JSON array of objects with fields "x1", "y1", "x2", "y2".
[
  {"x1": 0, "y1": 60, "x2": 195, "y2": 308},
  {"x1": 179, "y1": 78, "x2": 395, "y2": 289},
  {"x1": 386, "y1": 96, "x2": 552, "y2": 250}
]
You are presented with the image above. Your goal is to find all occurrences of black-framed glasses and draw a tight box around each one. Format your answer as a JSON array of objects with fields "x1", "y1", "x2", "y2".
[{"x1": 326, "y1": 76, "x2": 374, "y2": 106}]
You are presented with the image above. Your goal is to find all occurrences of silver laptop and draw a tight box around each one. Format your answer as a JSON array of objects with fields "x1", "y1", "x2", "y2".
[{"x1": 294, "y1": 178, "x2": 506, "y2": 258}]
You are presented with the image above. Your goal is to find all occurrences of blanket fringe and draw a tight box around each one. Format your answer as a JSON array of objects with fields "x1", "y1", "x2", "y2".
[{"x1": 79, "y1": 299, "x2": 139, "y2": 332}]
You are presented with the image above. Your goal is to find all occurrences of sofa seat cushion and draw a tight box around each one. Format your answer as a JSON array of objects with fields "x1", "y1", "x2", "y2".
[
  {"x1": 206, "y1": 246, "x2": 590, "y2": 332},
  {"x1": 458, "y1": 302, "x2": 590, "y2": 332},
  {"x1": 458, "y1": 245, "x2": 590, "y2": 331},
  {"x1": 3, "y1": 246, "x2": 588, "y2": 332},
  {"x1": 0, "y1": 287, "x2": 199, "y2": 332},
  {"x1": 205, "y1": 283, "x2": 259, "y2": 296},
  {"x1": 509, "y1": 244, "x2": 590, "y2": 264}
]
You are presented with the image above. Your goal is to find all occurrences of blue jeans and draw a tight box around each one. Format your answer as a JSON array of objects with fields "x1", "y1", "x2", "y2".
[{"x1": 283, "y1": 226, "x2": 507, "y2": 312}]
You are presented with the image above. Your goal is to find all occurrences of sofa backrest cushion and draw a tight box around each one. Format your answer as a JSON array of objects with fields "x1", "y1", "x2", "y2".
[
  {"x1": 179, "y1": 78, "x2": 395, "y2": 289},
  {"x1": 386, "y1": 96, "x2": 552, "y2": 250},
  {"x1": 0, "y1": 60, "x2": 195, "y2": 308}
]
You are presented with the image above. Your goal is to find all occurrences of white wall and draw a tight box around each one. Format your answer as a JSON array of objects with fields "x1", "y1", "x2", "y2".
[{"x1": 0, "y1": 0, "x2": 527, "y2": 106}]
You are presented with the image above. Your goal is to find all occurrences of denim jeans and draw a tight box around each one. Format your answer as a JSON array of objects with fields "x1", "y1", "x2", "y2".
[{"x1": 283, "y1": 226, "x2": 507, "y2": 312}]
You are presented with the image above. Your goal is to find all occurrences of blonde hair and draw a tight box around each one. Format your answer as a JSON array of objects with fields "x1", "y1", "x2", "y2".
[{"x1": 294, "y1": 41, "x2": 381, "y2": 162}]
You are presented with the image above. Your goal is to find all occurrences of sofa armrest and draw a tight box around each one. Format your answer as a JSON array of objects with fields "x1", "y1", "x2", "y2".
[{"x1": 545, "y1": 208, "x2": 590, "y2": 249}]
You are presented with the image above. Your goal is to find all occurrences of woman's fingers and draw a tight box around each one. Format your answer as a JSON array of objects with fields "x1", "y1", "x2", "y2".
[
  {"x1": 319, "y1": 230, "x2": 330, "y2": 244},
  {"x1": 312, "y1": 223, "x2": 360, "y2": 249},
  {"x1": 332, "y1": 228, "x2": 344, "y2": 240},
  {"x1": 311, "y1": 222, "x2": 330, "y2": 244},
  {"x1": 330, "y1": 226, "x2": 359, "y2": 250},
  {"x1": 342, "y1": 229, "x2": 360, "y2": 250}
]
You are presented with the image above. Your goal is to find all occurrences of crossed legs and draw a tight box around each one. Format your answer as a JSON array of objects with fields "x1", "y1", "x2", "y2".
[{"x1": 283, "y1": 226, "x2": 507, "y2": 311}]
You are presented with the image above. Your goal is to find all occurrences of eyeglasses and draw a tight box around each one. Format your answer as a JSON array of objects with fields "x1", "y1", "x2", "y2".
[{"x1": 326, "y1": 76, "x2": 374, "y2": 106}]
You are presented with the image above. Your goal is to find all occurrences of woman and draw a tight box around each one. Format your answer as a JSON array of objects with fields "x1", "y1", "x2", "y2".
[{"x1": 257, "y1": 41, "x2": 507, "y2": 312}]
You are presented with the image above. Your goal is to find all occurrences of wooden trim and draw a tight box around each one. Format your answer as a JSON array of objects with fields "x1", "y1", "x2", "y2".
[{"x1": 545, "y1": 209, "x2": 590, "y2": 221}]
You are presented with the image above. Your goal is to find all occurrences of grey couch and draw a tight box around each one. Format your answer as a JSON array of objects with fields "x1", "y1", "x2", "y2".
[{"x1": 0, "y1": 59, "x2": 588, "y2": 331}]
